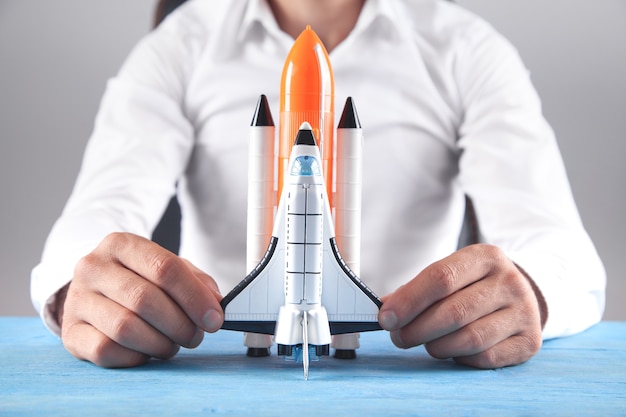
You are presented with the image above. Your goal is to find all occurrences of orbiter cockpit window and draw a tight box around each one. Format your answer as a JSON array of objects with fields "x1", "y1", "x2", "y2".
[{"x1": 291, "y1": 155, "x2": 321, "y2": 177}]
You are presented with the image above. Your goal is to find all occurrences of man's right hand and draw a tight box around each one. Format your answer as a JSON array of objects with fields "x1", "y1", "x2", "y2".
[{"x1": 59, "y1": 232, "x2": 224, "y2": 368}]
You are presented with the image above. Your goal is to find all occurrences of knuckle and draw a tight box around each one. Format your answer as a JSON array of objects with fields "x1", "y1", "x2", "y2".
[
  {"x1": 464, "y1": 326, "x2": 488, "y2": 352},
  {"x1": 60, "y1": 320, "x2": 81, "y2": 351},
  {"x1": 62, "y1": 323, "x2": 117, "y2": 367},
  {"x1": 62, "y1": 285, "x2": 81, "y2": 311},
  {"x1": 73, "y1": 253, "x2": 99, "y2": 279},
  {"x1": 60, "y1": 318, "x2": 149, "y2": 368},
  {"x1": 523, "y1": 330, "x2": 543, "y2": 355},
  {"x1": 504, "y1": 270, "x2": 533, "y2": 301},
  {"x1": 431, "y1": 262, "x2": 460, "y2": 294},
  {"x1": 479, "y1": 244, "x2": 510, "y2": 273},
  {"x1": 476, "y1": 349, "x2": 500, "y2": 369},
  {"x1": 127, "y1": 283, "x2": 154, "y2": 314},
  {"x1": 453, "y1": 345, "x2": 502, "y2": 369},
  {"x1": 109, "y1": 310, "x2": 137, "y2": 342},
  {"x1": 89, "y1": 337, "x2": 121, "y2": 368},
  {"x1": 480, "y1": 244, "x2": 504, "y2": 260},
  {"x1": 445, "y1": 300, "x2": 472, "y2": 327},
  {"x1": 149, "y1": 253, "x2": 180, "y2": 285},
  {"x1": 102, "y1": 232, "x2": 130, "y2": 248}
]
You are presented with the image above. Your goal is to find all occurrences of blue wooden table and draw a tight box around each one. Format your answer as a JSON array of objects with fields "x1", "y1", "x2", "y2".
[{"x1": 1, "y1": 318, "x2": 624, "y2": 416}]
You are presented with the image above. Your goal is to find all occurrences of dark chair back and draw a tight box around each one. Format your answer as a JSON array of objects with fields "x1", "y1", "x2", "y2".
[{"x1": 154, "y1": 0, "x2": 189, "y2": 27}]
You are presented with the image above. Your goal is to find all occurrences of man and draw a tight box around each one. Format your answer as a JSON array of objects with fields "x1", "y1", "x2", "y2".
[{"x1": 31, "y1": 0, "x2": 605, "y2": 369}]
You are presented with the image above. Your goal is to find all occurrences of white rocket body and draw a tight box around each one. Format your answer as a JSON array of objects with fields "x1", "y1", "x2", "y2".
[{"x1": 274, "y1": 138, "x2": 332, "y2": 347}]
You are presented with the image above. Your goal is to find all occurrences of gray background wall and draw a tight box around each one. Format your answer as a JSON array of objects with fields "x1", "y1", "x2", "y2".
[{"x1": 1, "y1": 1, "x2": 624, "y2": 320}]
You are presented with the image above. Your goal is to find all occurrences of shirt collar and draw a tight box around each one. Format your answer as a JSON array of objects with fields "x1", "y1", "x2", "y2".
[
  {"x1": 237, "y1": 0, "x2": 283, "y2": 42},
  {"x1": 353, "y1": 0, "x2": 400, "y2": 39},
  {"x1": 237, "y1": 0, "x2": 400, "y2": 43}
]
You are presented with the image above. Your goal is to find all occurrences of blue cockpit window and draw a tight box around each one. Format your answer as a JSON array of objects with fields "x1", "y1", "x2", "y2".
[{"x1": 291, "y1": 155, "x2": 321, "y2": 176}]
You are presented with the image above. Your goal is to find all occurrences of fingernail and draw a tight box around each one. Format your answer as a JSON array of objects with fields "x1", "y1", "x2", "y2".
[
  {"x1": 390, "y1": 330, "x2": 407, "y2": 349},
  {"x1": 202, "y1": 309, "x2": 223, "y2": 333},
  {"x1": 189, "y1": 328, "x2": 204, "y2": 348},
  {"x1": 379, "y1": 309, "x2": 398, "y2": 330},
  {"x1": 168, "y1": 344, "x2": 181, "y2": 358}
]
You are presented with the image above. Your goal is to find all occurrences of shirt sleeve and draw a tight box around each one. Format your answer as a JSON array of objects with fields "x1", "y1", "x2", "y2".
[
  {"x1": 30, "y1": 15, "x2": 201, "y2": 335},
  {"x1": 453, "y1": 21, "x2": 606, "y2": 339}
]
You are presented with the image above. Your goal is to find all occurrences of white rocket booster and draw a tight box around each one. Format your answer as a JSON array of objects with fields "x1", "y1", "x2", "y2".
[
  {"x1": 335, "y1": 97, "x2": 363, "y2": 277},
  {"x1": 332, "y1": 97, "x2": 364, "y2": 355},
  {"x1": 246, "y1": 94, "x2": 275, "y2": 274}
]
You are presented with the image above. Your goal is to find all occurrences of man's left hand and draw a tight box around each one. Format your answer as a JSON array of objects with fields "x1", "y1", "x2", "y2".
[{"x1": 378, "y1": 244, "x2": 546, "y2": 368}]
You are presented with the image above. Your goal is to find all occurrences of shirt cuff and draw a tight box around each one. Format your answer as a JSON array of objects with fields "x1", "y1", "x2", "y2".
[{"x1": 506, "y1": 249, "x2": 605, "y2": 340}]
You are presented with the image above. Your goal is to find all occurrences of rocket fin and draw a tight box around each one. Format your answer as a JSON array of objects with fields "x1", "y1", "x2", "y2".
[
  {"x1": 323, "y1": 237, "x2": 382, "y2": 334},
  {"x1": 220, "y1": 196, "x2": 288, "y2": 335},
  {"x1": 320, "y1": 200, "x2": 382, "y2": 335},
  {"x1": 219, "y1": 236, "x2": 283, "y2": 334}
]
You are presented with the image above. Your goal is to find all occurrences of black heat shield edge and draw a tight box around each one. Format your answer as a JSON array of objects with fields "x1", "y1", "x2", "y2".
[{"x1": 220, "y1": 237, "x2": 383, "y2": 334}]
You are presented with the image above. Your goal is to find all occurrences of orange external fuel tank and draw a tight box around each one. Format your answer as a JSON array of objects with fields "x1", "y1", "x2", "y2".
[{"x1": 278, "y1": 25, "x2": 335, "y2": 208}]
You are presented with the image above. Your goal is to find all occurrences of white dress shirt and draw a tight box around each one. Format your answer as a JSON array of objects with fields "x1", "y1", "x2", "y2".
[{"x1": 31, "y1": 0, "x2": 605, "y2": 340}]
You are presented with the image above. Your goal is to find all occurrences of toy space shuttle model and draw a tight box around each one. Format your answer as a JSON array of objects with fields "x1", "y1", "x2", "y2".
[{"x1": 220, "y1": 26, "x2": 382, "y2": 378}]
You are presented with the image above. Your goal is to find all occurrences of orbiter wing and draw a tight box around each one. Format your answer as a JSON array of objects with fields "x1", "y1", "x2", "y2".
[{"x1": 220, "y1": 190, "x2": 382, "y2": 335}]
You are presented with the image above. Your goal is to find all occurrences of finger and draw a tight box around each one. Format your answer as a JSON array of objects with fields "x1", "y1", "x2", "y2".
[
  {"x1": 78, "y1": 256, "x2": 204, "y2": 348},
  {"x1": 74, "y1": 290, "x2": 181, "y2": 360},
  {"x1": 101, "y1": 233, "x2": 224, "y2": 332},
  {"x1": 62, "y1": 320, "x2": 150, "y2": 368},
  {"x1": 379, "y1": 245, "x2": 506, "y2": 331},
  {"x1": 417, "y1": 308, "x2": 519, "y2": 359},
  {"x1": 417, "y1": 307, "x2": 542, "y2": 368},
  {"x1": 389, "y1": 276, "x2": 505, "y2": 348},
  {"x1": 453, "y1": 331, "x2": 543, "y2": 369}
]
